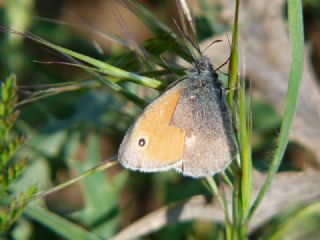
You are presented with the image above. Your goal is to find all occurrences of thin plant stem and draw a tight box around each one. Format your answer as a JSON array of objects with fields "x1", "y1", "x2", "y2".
[
  {"x1": 29, "y1": 159, "x2": 118, "y2": 202},
  {"x1": 227, "y1": 0, "x2": 239, "y2": 113},
  {"x1": 206, "y1": 177, "x2": 231, "y2": 240},
  {"x1": 227, "y1": 0, "x2": 252, "y2": 238},
  {"x1": 16, "y1": 81, "x2": 100, "y2": 107},
  {"x1": 238, "y1": 76, "x2": 252, "y2": 221},
  {"x1": 219, "y1": 179, "x2": 233, "y2": 240},
  {"x1": 230, "y1": 160, "x2": 241, "y2": 239},
  {"x1": 221, "y1": 171, "x2": 234, "y2": 190}
]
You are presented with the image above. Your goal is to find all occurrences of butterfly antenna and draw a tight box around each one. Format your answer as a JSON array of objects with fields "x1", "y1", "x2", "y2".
[
  {"x1": 201, "y1": 39, "x2": 223, "y2": 55},
  {"x1": 215, "y1": 57, "x2": 230, "y2": 72}
]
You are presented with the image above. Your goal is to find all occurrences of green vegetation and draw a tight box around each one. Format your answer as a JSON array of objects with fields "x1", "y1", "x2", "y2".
[{"x1": 1, "y1": 0, "x2": 318, "y2": 239}]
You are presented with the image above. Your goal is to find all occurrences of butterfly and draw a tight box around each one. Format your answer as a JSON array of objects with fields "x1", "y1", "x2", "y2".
[{"x1": 118, "y1": 56, "x2": 237, "y2": 178}]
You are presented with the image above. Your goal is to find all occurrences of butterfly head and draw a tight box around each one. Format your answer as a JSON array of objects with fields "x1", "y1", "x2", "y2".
[{"x1": 191, "y1": 56, "x2": 218, "y2": 79}]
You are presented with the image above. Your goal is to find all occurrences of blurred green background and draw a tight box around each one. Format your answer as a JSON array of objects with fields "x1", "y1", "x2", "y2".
[{"x1": 0, "y1": 0, "x2": 319, "y2": 239}]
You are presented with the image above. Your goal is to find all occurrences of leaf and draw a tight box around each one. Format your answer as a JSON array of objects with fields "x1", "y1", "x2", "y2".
[
  {"x1": 25, "y1": 206, "x2": 100, "y2": 240},
  {"x1": 68, "y1": 133, "x2": 124, "y2": 237}
]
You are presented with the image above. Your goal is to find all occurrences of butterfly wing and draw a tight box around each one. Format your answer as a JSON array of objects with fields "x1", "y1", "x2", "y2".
[
  {"x1": 118, "y1": 81, "x2": 188, "y2": 172},
  {"x1": 171, "y1": 75, "x2": 237, "y2": 177}
]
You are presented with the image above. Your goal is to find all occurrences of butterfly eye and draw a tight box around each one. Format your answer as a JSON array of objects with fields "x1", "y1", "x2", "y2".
[{"x1": 138, "y1": 137, "x2": 146, "y2": 147}]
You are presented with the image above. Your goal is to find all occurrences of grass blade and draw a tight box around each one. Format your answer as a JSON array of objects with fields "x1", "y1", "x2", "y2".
[
  {"x1": 0, "y1": 27, "x2": 164, "y2": 90},
  {"x1": 260, "y1": 201, "x2": 320, "y2": 240},
  {"x1": 25, "y1": 206, "x2": 100, "y2": 240},
  {"x1": 35, "y1": 38, "x2": 164, "y2": 89},
  {"x1": 247, "y1": 0, "x2": 304, "y2": 220},
  {"x1": 227, "y1": 0, "x2": 239, "y2": 113}
]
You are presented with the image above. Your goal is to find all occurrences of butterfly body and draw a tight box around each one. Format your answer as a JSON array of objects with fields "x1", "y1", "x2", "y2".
[{"x1": 119, "y1": 56, "x2": 237, "y2": 178}]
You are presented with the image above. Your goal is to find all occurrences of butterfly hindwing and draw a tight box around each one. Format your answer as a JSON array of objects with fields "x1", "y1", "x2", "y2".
[{"x1": 171, "y1": 74, "x2": 237, "y2": 177}]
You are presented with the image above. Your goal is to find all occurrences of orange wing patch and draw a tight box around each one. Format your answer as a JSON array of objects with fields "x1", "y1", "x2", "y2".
[{"x1": 132, "y1": 90, "x2": 186, "y2": 166}]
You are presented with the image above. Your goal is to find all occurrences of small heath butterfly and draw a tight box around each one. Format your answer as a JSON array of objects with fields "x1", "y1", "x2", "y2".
[{"x1": 118, "y1": 56, "x2": 237, "y2": 178}]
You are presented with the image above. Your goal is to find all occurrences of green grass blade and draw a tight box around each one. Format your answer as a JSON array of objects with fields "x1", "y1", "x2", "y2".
[
  {"x1": 205, "y1": 177, "x2": 232, "y2": 240},
  {"x1": 36, "y1": 38, "x2": 164, "y2": 89},
  {"x1": 1, "y1": 27, "x2": 164, "y2": 90},
  {"x1": 25, "y1": 206, "x2": 100, "y2": 240},
  {"x1": 238, "y1": 78, "x2": 252, "y2": 222},
  {"x1": 260, "y1": 201, "x2": 320, "y2": 240},
  {"x1": 228, "y1": 0, "x2": 252, "y2": 224},
  {"x1": 227, "y1": 0, "x2": 239, "y2": 113},
  {"x1": 227, "y1": 0, "x2": 252, "y2": 234},
  {"x1": 247, "y1": 0, "x2": 304, "y2": 220}
]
